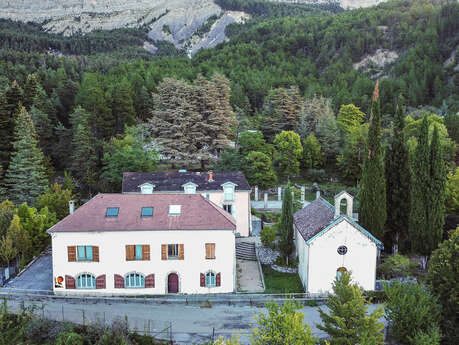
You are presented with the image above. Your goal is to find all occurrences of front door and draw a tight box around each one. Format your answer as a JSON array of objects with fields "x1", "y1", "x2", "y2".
[{"x1": 168, "y1": 273, "x2": 179, "y2": 293}]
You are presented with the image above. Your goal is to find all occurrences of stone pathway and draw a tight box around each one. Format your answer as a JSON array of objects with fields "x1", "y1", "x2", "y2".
[{"x1": 236, "y1": 259, "x2": 264, "y2": 293}]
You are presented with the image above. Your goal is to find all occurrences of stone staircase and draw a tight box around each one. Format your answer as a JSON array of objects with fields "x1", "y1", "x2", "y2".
[{"x1": 236, "y1": 242, "x2": 257, "y2": 261}]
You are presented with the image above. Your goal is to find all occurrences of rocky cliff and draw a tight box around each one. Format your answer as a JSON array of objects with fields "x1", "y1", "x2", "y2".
[{"x1": 0, "y1": 0, "x2": 386, "y2": 55}]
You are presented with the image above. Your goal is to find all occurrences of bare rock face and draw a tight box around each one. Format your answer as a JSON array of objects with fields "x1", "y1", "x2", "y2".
[
  {"x1": 0, "y1": 0, "x2": 387, "y2": 55},
  {"x1": 353, "y1": 49, "x2": 399, "y2": 78}
]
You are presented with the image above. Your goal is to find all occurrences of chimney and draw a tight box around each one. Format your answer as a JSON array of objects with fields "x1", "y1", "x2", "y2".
[
  {"x1": 208, "y1": 171, "x2": 213, "y2": 182},
  {"x1": 69, "y1": 200, "x2": 75, "y2": 215}
]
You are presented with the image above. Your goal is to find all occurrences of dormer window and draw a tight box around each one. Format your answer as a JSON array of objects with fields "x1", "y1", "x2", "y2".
[
  {"x1": 141, "y1": 207, "x2": 153, "y2": 217},
  {"x1": 221, "y1": 182, "x2": 237, "y2": 202},
  {"x1": 169, "y1": 205, "x2": 181, "y2": 216},
  {"x1": 139, "y1": 183, "x2": 155, "y2": 194},
  {"x1": 182, "y1": 182, "x2": 198, "y2": 194},
  {"x1": 106, "y1": 207, "x2": 119, "y2": 217}
]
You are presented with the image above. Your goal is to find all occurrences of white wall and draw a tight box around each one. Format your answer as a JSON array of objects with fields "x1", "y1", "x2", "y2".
[
  {"x1": 306, "y1": 220, "x2": 377, "y2": 293},
  {"x1": 51, "y1": 229, "x2": 235, "y2": 295},
  {"x1": 201, "y1": 191, "x2": 251, "y2": 237},
  {"x1": 295, "y1": 227, "x2": 308, "y2": 291}
]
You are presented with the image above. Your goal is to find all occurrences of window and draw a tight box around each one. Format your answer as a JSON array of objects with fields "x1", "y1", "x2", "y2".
[
  {"x1": 168, "y1": 244, "x2": 179, "y2": 258},
  {"x1": 205, "y1": 271, "x2": 216, "y2": 287},
  {"x1": 106, "y1": 207, "x2": 119, "y2": 217},
  {"x1": 126, "y1": 245, "x2": 149, "y2": 261},
  {"x1": 125, "y1": 272, "x2": 145, "y2": 288},
  {"x1": 77, "y1": 273, "x2": 96, "y2": 289},
  {"x1": 337, "y1": 245, "x2": 348, "y2": 255},
  {"x1": 141, "y1": 207, "x2": 153, "y2": 217},
  {"x1": 223, "y1": 187, "x2": 234, "y2": 202},
  {"x1": 77, "y1": 246, "x2": 93, "y2": 261},
  {"x1": 223, "y1": 204, "x2": 232, "y2": 214},
  {"x1": 205, "y1": 243, "x2": 216, "y2": 259},
  {"x1": 140, "y1": 183, "x2": 154, "y2": 194},
  {"x1": 169, "y1": 205, "x2": 181, "y2": 216}
]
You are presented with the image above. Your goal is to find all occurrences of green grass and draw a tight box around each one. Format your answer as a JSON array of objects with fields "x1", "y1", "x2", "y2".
[{"x1": 262, "y1": 265, "x2": 304, "y2": 294}]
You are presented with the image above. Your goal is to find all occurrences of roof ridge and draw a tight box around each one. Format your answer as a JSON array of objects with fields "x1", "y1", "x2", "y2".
[
  {"x1": 319, "y1": 197, "x2": 334, "y2": 211},
  {"x1": 203, "y1": 196, "x2": 237, "y2": 228}
]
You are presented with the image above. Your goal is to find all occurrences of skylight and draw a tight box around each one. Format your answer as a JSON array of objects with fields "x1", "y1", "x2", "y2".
[
  {"x1": 106, "y1": 207, "x2": 119, "y2": 217},
  {"x1": 141, "y1": 207, "x2": 154, "y2": 217},
  {"x1": 168, "y1": 205, "x2": 181, "y2": 216}
]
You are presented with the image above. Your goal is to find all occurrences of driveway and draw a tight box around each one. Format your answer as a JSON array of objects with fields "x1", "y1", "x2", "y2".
[
  {"x1": 5, "y1": 250, "x2": 53, "y2": 292},
  {"x1": 3, "y1": 297, "x2": 385, "y2": 344}
]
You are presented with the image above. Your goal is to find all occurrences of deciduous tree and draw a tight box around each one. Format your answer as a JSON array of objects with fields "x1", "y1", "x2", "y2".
[
  {"x1": 273, "y1": 131, "x2": 303, "y2": 178},
  {"x1": 426, "y1": 228, "x2": 459, "y2": 345},
  {"x1": 445, "y1": 167, "x2": 459, "y2": 214},
  {"x1": 302, "y1": 133, "x2": 323, "y2": 169},
  {"x1": 244, "y1": 151, "x2": 277, "y2": 189},
  {"x1": 251, "y1": 301, "x2": 317, "y2": 345}
]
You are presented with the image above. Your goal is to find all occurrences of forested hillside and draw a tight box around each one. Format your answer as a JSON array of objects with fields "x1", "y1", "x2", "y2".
[{"x1": 0, "y1": 0, "x2": 457, "y2": 197}]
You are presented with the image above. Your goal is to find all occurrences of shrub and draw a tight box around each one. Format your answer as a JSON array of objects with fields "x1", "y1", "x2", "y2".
[
  {"x1": 54, "y1": 331, "x2": 85, "y2": 345},
  {"x1": 377, "y1": 254, "x2": 418, "y2": 279},
  {"x1": 384, "y1": 282, "x2": 441, "y2": 345},
  {"x1": 260, "y1": 224, "x2": 277, "y2": 249}
]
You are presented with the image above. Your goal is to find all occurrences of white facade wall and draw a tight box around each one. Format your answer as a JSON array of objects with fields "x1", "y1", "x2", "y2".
[
  {"x1": 51, "y1": 229, "x2": 235, "y2": 295},
  {"x1": 199, "y1": 191, "x2": 251, "y2": 237},
  {"x1": 295, "y1": 227, "x2": 308, "y2": 290},
  {"x1": 299, "y1": 220, "x2": 377, "y2": 293}
]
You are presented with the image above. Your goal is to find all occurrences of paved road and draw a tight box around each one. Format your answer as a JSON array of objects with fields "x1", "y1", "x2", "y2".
[
  {"x1": 3, "y1": 297, "x2": 385, "y2": 344},
  {"x1": 6, "y1": 252, "x2": 53, "y2": 291}
]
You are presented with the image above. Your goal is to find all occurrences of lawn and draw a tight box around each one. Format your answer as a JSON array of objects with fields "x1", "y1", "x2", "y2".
[{"x1": 261, "y1": 265, "x2": 304, "y2": 294}]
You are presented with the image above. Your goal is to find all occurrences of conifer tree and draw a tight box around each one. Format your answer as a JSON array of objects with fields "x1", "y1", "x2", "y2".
[
  {"x1": 318, "y1": 272, "x2": 385, "y2": 345},
  {"x1": 5, "y1": 80, "x2": 23, "y2": 118},
  {"x1": 0, "y1": 92, "x2": 14, "y2": 176},
  {"x1": 23, "y1": 74, "x2": 39, "y2": 110},
  {"x1": 409, "y1": 116, "x2": 430, "y2": 268},
  {"x1": 111, "y1": 79, "x2": 136, "y2": 134},
  {"x1": 279, "y1": 183, "x2": 294, "y2": 265},
  {"x1": 4, "y1": 106, "x2": 48, "y2": 204},
  {"x1": 385, "y1": 97, "x2": 410, "y2": 253},
  {"x1": 70, "y1": 106, "x2": 98, "y2": 194},
  {"x1": 359, "y1": 82, "x2": 386, "y2": 239},
  {"x1": 426, "y1": 125, "x2": 446, "y2": 256}
]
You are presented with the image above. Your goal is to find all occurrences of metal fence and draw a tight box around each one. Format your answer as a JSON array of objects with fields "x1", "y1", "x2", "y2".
[{"x1": 0, "y1": 287, "x2": 328, "y2": 306}]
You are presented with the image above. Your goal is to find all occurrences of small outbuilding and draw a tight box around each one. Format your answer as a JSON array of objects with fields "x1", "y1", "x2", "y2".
[{"x1": 294, "y1": 191, "x2": 383, "y2": 293}]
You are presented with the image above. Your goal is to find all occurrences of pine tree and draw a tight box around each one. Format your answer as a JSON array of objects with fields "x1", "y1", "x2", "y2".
[
  {"x1": 279, "y1": 183, "x2": 294, "y2": 264},
  {"x1": 69, "y1": 106, "x2": 98, "y2": 194},
  {"x1": 385, "y1": 97, "x2": 410, "y2": 253},
  {"x1": 111, "y1": 79, "x2": 136, "y2": 134},
  {"x1": 5, "y1": 80, "x2": 23, "y2": 118},
  {"x1": 409, "y1": 116, "x2": 430, "y2": 268},
  {"x1": 426, "y1": 125, "x2": 446, "y2": 257},
  {"x1": 23, "y1": 74, "x2": 39, "y2": 110},
  {"x1": 4, "y1": 106, "x2": 48, "y2": 205},
  {"x1": 359, "y1": 82, "x2": 386, "y2": 239},
  {"x1": 318, "y1": 272, "x2": 385, "y2": 345}
]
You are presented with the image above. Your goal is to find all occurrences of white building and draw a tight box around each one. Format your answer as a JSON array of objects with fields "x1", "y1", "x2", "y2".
[
  {"x1": 122, "y1": 171, "x2": 252, "y2": 237},
  {"x1": 294, "y1": 191, "x2": 383, "y2": 293},
  {"x1": 48, "y1": 194, "x2": 236, "y2": 295}
]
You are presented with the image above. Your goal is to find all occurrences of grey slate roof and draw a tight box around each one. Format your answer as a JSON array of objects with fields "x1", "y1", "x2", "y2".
[
  {"x1": 294, "y1": 197, "x2": 335, "y2": 241},
  {"x1": 122, "y1": 171, "x2": 251, "y2": 193}
]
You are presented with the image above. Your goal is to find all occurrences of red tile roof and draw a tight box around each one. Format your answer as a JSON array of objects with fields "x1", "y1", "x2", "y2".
[{"x1": 48, "y1": 194, "x2": 236, "y2": 233}]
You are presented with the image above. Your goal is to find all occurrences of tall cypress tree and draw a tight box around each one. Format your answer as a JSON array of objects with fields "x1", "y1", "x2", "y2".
[
  {"x1": 385, "y1": 97, "x2": 410, "y2": 253},
  {"x1": 4, "y1": 106, "x2": 48, "y2": 204},
  {"x1": 279, "y1": 183, "x2": 294, "y2": 265},
  {"x1": 359, "y1": 82, "x2": 386, "y2": 239},
  {"x1": 409, "y1": 116, "x2": 430, "y2": 268},
  {"x1": 426, "y1": 126, "x2": 446, "y2": 256}
]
